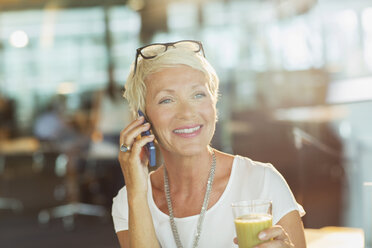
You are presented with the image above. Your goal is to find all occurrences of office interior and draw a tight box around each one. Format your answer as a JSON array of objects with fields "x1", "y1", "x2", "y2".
[{"x1": 0, "y1": 0, "x2": 371, "y2": 247}]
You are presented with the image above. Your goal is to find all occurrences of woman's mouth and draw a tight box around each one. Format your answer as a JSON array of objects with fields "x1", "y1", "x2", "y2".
[{"x1": 173, "y1": 125, "x2": 202, "y2": 135}]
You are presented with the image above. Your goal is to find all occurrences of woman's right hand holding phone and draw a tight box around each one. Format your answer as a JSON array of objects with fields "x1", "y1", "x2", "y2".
[
  {"x1": 117, "y1": 115, "x2": 160, "y2": 248},
  {"x1": 118, "y1": 115, "x2": 155, "y2": 198}
]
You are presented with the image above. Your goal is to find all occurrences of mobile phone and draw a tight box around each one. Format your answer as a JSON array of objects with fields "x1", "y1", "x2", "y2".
[{"x1": 138, "y1": 110, "x2": 156, "y2": 167}]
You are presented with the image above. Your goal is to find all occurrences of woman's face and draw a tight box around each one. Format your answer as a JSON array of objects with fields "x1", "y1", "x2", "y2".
[{"x1": 145, "y1": 65, "x2": 217, "y2": 156}]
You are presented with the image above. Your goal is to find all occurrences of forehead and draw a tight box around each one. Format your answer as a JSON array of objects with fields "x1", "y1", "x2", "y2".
[{"x1": 144, "y1": 65, "x2": 207, "y2": 91}]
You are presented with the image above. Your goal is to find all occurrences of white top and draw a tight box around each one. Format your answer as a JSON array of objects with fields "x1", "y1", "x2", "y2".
[{"x1": 112, "y1": 155, "x2": 305, "y2": 248}]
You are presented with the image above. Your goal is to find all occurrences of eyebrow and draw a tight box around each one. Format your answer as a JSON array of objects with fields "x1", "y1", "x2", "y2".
[{"x1": 156, "y1": 83, "x2": 205, "y2": 95}]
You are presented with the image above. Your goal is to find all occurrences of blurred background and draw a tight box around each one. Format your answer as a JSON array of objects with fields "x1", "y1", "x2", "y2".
[{"x1": 0, "y1": 0, "x2": 371, "y2": 247}]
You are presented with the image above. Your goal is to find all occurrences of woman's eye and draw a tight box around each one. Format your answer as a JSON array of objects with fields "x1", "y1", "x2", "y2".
[
  {"x1": 194, "y1": 93, "x2": 206, "y2": 99},
  {"x1": 159, "y1": 98, "x2": 172, "y2": 104}
]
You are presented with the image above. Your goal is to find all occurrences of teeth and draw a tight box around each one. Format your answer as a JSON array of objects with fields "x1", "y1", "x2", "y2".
[{"x1": 174, "y1": 126, "x2": 201, "y2": 134}]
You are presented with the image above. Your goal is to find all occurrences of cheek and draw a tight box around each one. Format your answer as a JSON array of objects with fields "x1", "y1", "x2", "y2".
[
  {"x1": 146, "y1": 108, "x2": 171, "y2": 135},
  {"x1": 202, "y1": 102, "x2": 217, "y2": 121}
]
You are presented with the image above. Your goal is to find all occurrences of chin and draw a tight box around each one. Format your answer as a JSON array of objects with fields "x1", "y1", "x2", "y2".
[
  {"x1": 158, "y1": 132, "x2": 214, "y2": 156},
  {"x1": 175, "y1": 143, "x2": 211, "y2": 157}
]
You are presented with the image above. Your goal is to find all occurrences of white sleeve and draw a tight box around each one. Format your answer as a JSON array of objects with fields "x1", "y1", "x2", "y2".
[
  {"x1": 263, "y1": 164, "x2": 306, "y2": 224},
  {"x1": 111, "y1": 186, "x2": 129, "y2": 233}
]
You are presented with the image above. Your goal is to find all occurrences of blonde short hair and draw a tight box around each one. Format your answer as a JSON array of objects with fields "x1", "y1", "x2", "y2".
[{"x1": 123, "y1": 44, "x2": 219, "y2": 117}]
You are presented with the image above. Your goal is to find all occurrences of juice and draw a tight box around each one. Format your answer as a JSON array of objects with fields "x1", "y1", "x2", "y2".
[{"x1": 234, "y1": 213, "x2": 272, "y2": 248}]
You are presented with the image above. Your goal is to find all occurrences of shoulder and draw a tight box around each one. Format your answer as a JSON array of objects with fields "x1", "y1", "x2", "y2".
[
  {"x1": 212, "y1": 151, "x2": 275, "y2": 183},
  {"x1": 233, "y1": 155, "x2": 274, "y2": 172},
  {"x1": 111, "y1": 186, "x2": 130, "y2": 233},
  {"x1": 231, "y1": 155, "x2": 287, "y2": 187},
  {"x1": 114, "y1": 185, "x2": 128, "y2": 200},
  {"x1": 112, "y1": 186, "x2": 129, "y2": 214},
  {"x1": 215, "y1": 150, "x2": 234, "y2": 169}
]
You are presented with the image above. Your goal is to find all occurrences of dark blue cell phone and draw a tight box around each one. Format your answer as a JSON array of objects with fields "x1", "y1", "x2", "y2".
[{"x1": 138, "y1": 110, "x2": 156, "y2": 167}]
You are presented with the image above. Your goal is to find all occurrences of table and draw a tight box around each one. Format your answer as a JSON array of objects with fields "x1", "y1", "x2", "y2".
[
  {"x1": 0, "y1": 137, "x2": 40, "y2": 212},
  {"x1": 305, "y1": 226, "x2": 365, "y2": 248}
]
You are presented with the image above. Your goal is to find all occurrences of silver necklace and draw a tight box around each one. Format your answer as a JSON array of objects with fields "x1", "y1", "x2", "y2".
[{"x1": 163, "y1": 150, "x2": 216, "y2": 248}]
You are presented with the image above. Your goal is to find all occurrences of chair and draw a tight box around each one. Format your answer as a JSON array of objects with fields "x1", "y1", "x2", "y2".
[
  {"x1": 37, "y1": 152, "x2": 108, "y2": 230},
  {"x1": 0, "y1": 139, "x2": 37, "y2": 213},
  {"x1": 0, "y1": 155, "x2": 23, "y2": 212}
]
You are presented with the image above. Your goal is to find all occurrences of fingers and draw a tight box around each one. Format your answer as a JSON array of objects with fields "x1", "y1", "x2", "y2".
[
  {"x1": 255, "y1": 239, "x2": 292, "y2": 248},
  {"x1": 259, "y1": 226, "x2": 286, "y2": 241},
  {"x1": 255, "y1": 225, "x2": 294, "y2": 248},
  {"x1": 233, "y1": 226, "x2": 293, "y2": 248},
  {"x1": 122, "y1": 115, "x2": 145, "y2": 135},
  {"x1": 131, "y1": 134, "x2": 155, "y2": 158},
  {"x1": 119, "y1": 116, "x2": 148, "y2": 147},
  {"x1": 118, "y1": 115, "x2": 155, "y2": 168}
]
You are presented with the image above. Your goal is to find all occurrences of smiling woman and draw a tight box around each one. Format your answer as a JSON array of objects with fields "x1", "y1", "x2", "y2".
[
  {"x1": 111, "y1": 40, "x2": 307, "y2": 248},
  {"x1": 144, "y1": 66, "x2": 216, "y2": 156}
]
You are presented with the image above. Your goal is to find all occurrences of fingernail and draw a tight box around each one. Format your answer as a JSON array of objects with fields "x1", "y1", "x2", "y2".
[{"x1": 258, "y1": 232, "x2": 266, "y2": 240}]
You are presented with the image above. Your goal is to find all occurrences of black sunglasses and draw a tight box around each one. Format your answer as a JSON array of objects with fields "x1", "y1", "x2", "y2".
[{"x1": 133, "y1": 40, "x2": 206, "y2": 77}]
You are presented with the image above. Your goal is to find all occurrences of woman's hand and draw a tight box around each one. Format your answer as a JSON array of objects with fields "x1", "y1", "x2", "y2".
[
  {"x1": 234, "y1": 225, "x2": 294, "y2": 248},
  {"x1": 118, "y1": 115, "x2": 155, "y2": 198},
  {"x1": 117, "y1": 116, "x2": 160, "y2": 248}
]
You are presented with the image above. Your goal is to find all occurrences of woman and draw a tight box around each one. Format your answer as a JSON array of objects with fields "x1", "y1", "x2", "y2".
[{"x1": 112, "y1": 40, "x2": 306, "y2": 248}]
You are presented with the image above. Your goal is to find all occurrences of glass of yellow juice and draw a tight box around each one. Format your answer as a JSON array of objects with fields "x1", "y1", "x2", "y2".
[{"x1": 232, "y1": 200, "x2": 272, "y2": 248}]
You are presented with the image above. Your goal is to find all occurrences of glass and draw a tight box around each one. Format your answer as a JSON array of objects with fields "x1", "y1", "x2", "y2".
[
  {"x1": 231, "y1": 200, "x2": 273, "y2": 248},
  {"x1": 133, "y1": 40, "x2": 205, "y2": 76}
]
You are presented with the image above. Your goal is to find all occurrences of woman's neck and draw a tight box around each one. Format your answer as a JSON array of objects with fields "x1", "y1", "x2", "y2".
[{"x1": 161, "y1": 147, "x2": 214, "y2": 193}]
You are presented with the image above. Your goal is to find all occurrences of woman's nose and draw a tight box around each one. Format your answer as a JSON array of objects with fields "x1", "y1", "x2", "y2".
[{"x1": 176, "y1": 100, "x2": 196, "y2": 119}]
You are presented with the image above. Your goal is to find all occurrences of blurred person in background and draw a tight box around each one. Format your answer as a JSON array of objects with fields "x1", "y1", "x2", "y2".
[
  {"x1": 33, "y1": 95, "x2": 91, "y2": 201},
  {"x1": 112, "y1": 40, "x2": 306, "y2": 248},
  {"x1": 33, "y1": 95, "x2": 90, "y2": 151},
  {"x1": 0, "y1": 93, "x2": 17, "y2": 140},
  {"x1": 33, "y1": 96, "x2": 70, "y2": 144},
  {"x1": 89, "y1": 82, "x2": 131, "y2": 158},
  {"x1": 86, "y1": 82, "x2": 130, "y2": 205}
]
